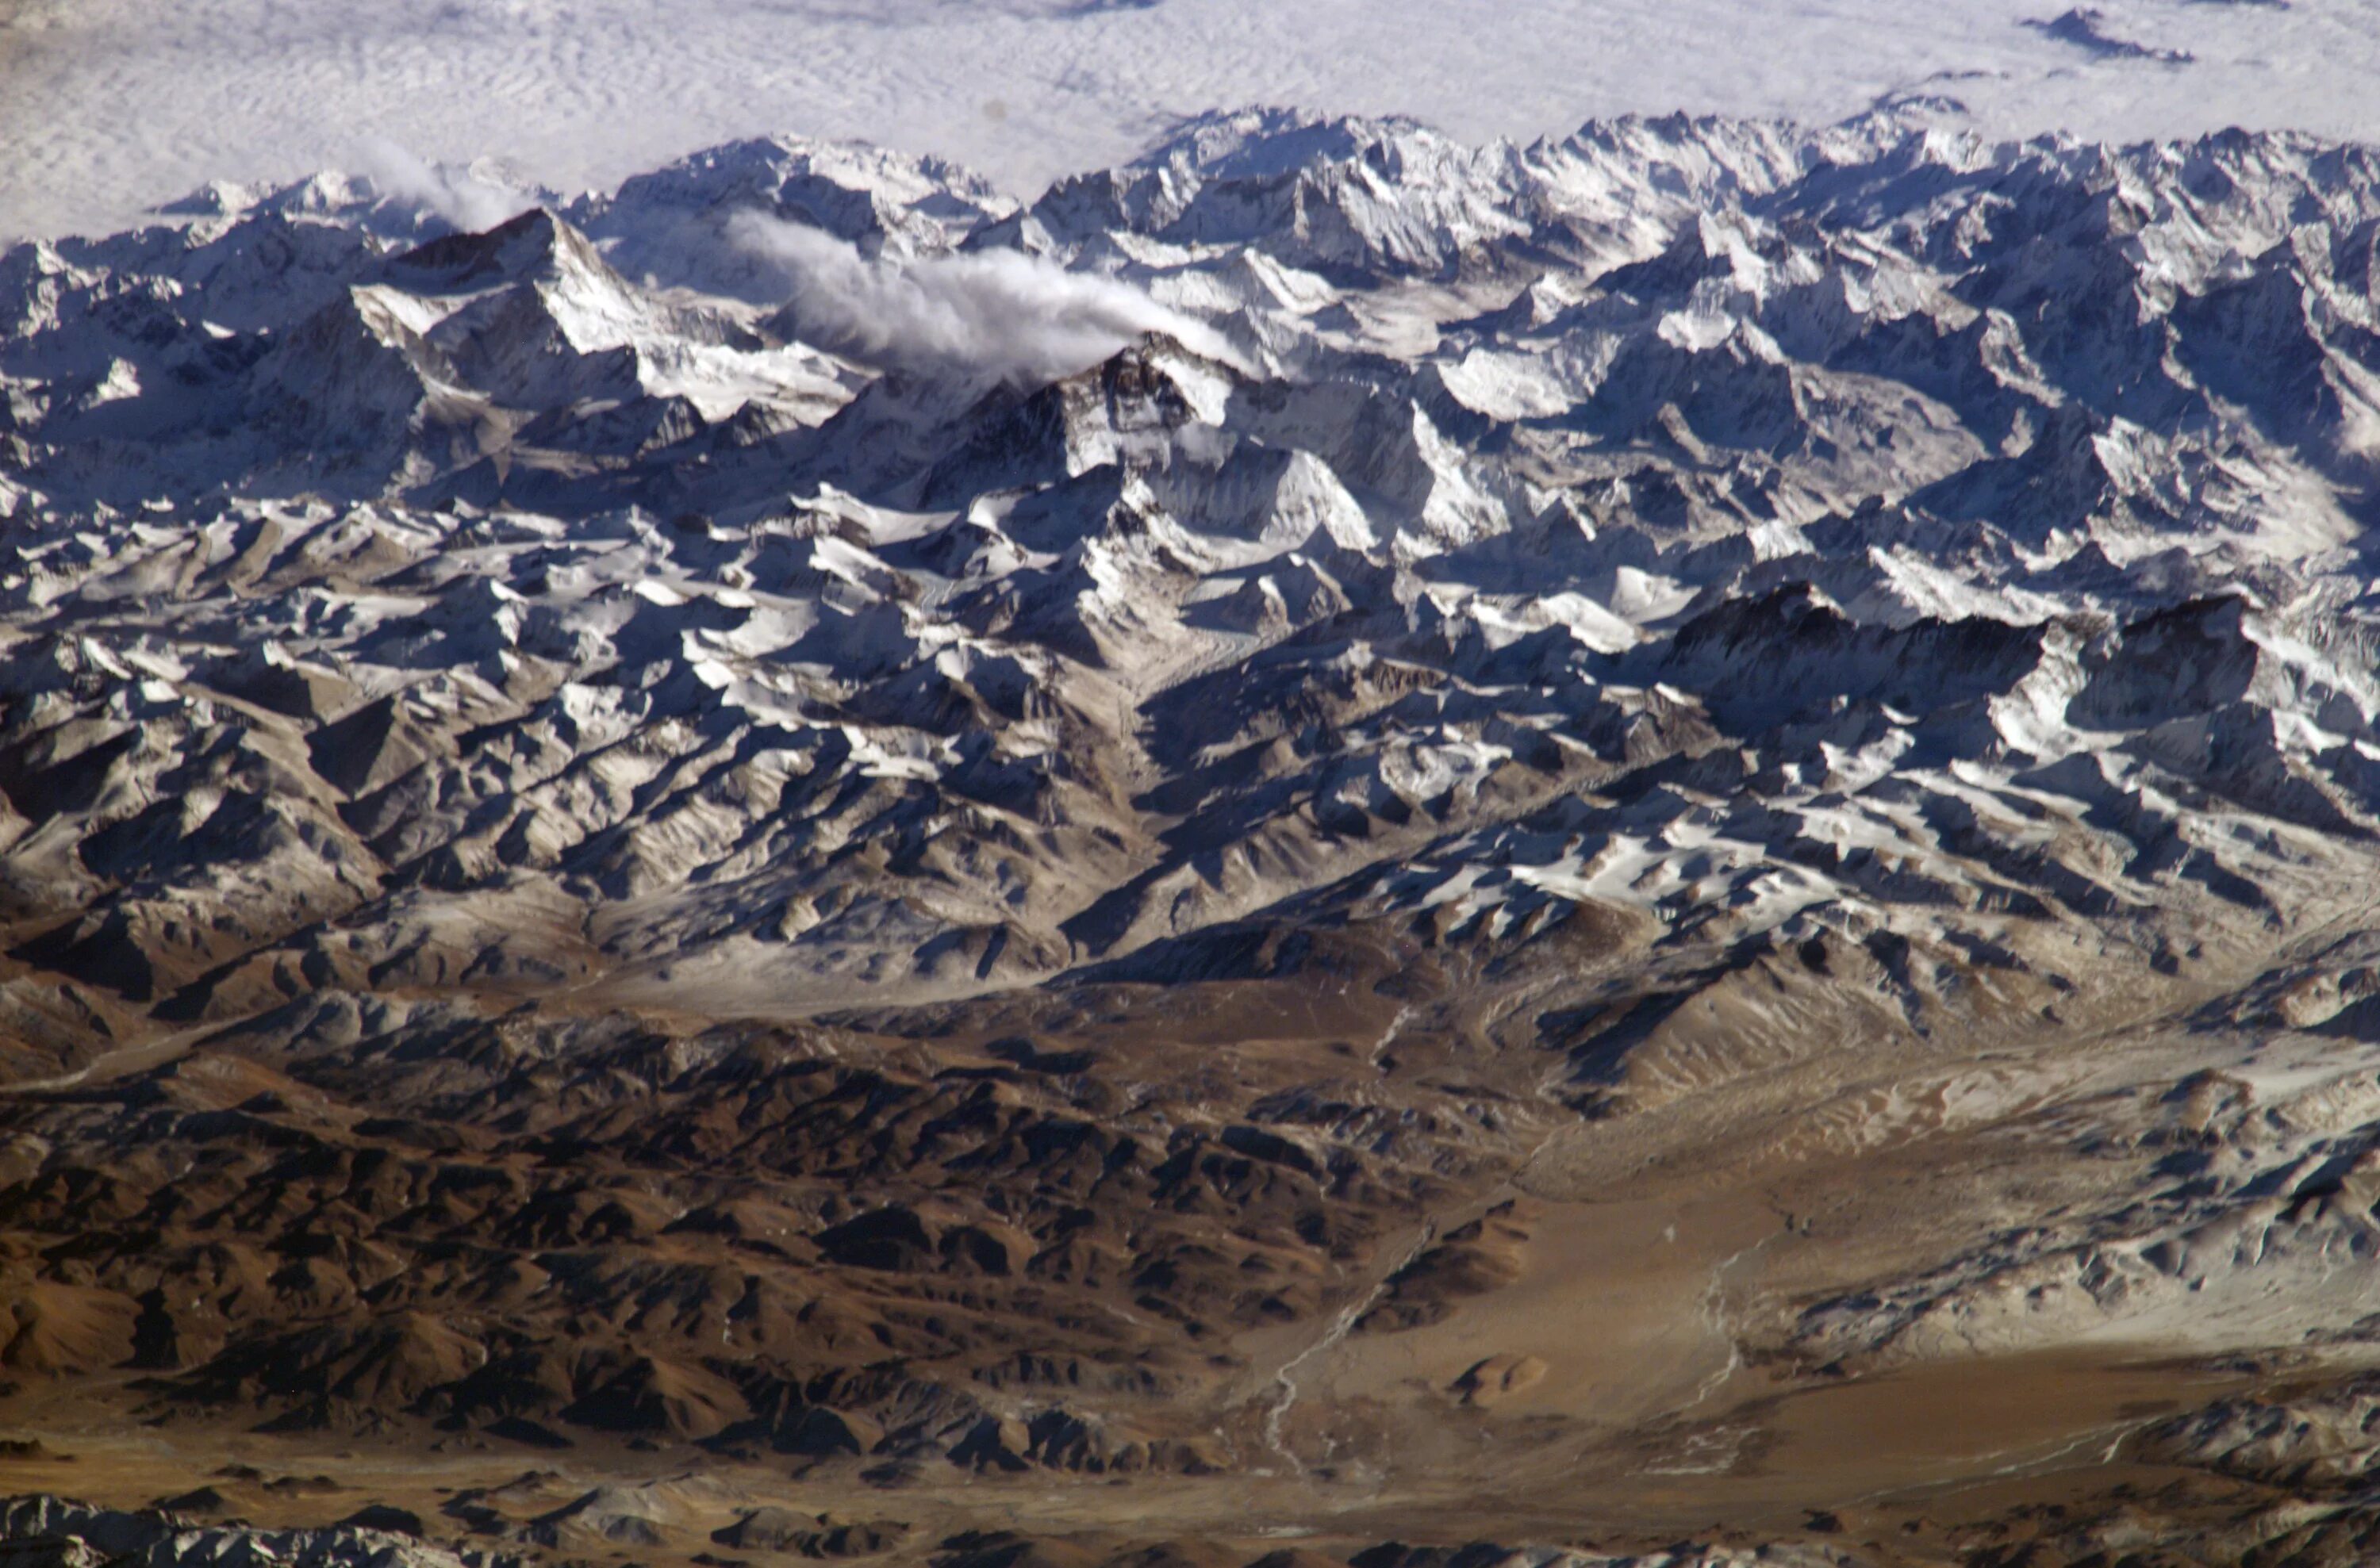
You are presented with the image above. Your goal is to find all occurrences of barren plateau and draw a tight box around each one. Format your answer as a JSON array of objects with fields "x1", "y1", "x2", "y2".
[{"x1": 8, "y1": 107, "x2": 2380, "y2": 1566}]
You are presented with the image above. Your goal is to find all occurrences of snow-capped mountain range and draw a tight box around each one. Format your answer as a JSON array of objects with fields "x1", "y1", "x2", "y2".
[
  {"x1": 19, "y1": 105, "x2": 2380, "y2": 1561},
  {"x1": 10, "y1": 107, "x2": 2380, "y2": 1049}
]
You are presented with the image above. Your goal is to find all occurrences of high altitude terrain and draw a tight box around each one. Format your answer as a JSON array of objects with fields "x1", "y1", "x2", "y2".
[
  {"x1": 7, "y1": 0, "x2": 2379, "y2": 244},
  {"x1": 9, "y1": 106, "x2": 2380, "y2": 1565}
]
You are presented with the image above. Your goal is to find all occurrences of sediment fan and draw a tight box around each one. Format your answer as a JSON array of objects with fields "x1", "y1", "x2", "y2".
[{"x1": 6, "y1": 106, "x2": 2380, "y2": 1564}]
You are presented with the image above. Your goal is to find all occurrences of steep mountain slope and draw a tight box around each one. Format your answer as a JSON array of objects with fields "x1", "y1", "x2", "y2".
[{"x1": 11, "y1": 109, "x2": 2380, "y2": 1565}]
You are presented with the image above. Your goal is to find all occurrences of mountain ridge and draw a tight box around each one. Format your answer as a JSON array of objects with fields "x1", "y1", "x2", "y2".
[{"x1": 12, "y1": 103, "x2": 2380, "y2": 1566}]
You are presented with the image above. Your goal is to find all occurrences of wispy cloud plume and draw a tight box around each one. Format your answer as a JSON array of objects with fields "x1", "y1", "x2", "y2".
[
  {"x1": 354, "y1": 137, "x2": 528, "y2": 233},
  {"x1": 729, "y1": 212, "x2": 1249, "y2": 387}
]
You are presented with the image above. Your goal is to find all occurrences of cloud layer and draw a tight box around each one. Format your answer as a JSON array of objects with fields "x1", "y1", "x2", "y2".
[
  {"x1": 353, "y1": 138, "x2": 528, "y2": 232},
  {"x1": 731, "y1": 212, "x2": 1248, "y2": 387},
  {"x1": 10, "y1": 0, "x2": 2374, "y2": 245}
]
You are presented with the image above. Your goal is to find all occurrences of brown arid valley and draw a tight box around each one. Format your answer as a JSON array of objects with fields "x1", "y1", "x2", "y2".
[{"x1": 12, "y1": 106, "x2": 2380, "y2": 1568}]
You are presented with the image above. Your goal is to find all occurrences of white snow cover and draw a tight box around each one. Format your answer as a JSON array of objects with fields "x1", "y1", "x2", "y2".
[
  {"x1": 10, "y1": 0, "x2": 2380, "y2": 243},
  {"x1": 21, "y1": 111, "x2": 2380, "y2": 1370},
  {"x1": 727, "y1": 213, "x2": 1251, "y2": 385},
  {"x1": 9, "y1": 103, "x2": 2380, "y2": 995}
]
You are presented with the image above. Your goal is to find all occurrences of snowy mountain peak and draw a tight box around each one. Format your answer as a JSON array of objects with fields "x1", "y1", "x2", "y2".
[{"x1": 5, "y1": 107, "x2": 2380, "y2": 1037}]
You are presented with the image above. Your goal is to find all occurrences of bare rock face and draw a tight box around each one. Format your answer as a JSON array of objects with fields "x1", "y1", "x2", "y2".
[
  {"x1": 15, "y1": 112, "x2": 2380, "y2": 1042},
  {"x1": 1449, "y1": 1353, "x2": 1547, "y2": 1409},
  {"x1": 14, "y1": 106, "x2": 2380, "y2": 1566},
  {"x1": 0, "y1": 1497, "x2": 482, "y2": 1568}
]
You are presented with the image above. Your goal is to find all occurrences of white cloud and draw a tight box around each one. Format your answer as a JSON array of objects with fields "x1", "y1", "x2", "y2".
[
  {"x1": 730, "y1": 212, "x2": 1250, "y2": 387},
  {"x1": 353, "y1": 137, "x2": 528, "y2": 232},
  {"x1": 5, "y1": 0, "x2": 2378, "y2": 243}
]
